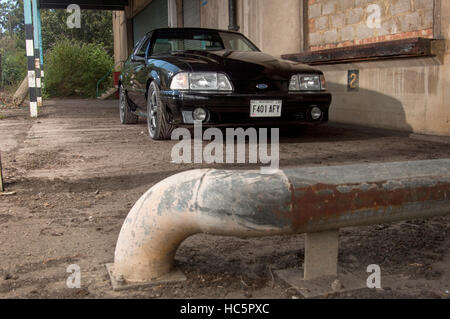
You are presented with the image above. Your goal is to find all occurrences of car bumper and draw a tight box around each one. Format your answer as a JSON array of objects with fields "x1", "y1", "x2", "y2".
[{"x1": 160, "y1": 91, "x2": 332, "y2": 127}]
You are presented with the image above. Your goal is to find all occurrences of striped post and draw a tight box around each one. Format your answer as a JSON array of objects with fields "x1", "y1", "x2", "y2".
[
  {"x1": 32, "y1": 0, "x2": 42, "y2": 108},
  {"x1": 36, "y1": 3, "x2": 44, "y2": 84},
  {"x1": 24, "y1": 0, "x2": 38, "y2": 117}
]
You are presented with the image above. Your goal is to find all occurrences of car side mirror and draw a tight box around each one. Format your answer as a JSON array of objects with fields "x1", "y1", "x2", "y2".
[{"x1": 131, "y1": 55, "x2": 145, "y2": 63}]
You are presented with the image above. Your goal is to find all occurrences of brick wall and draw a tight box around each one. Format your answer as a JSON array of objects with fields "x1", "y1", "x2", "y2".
[{"x1": 308, "y1": 0, "x2": 434, "y2": 51}]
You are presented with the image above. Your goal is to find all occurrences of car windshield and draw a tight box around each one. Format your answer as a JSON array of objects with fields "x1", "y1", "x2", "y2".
[{"x1": 150, "y1": 29, "x2": 259, "y2": 55}]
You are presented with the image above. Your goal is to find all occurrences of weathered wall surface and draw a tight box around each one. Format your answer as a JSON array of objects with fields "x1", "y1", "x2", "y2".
[
  {"x1": 237, "y1": 0, "x2": 305, "y2": 56},
  {"x1": 200, "y1": 0, "x2": 229, "y2": 30},
  {"x1": 199, "y1": 0, "x2": 305, "y2": 57},
  {"x1": 321, "y1": 57, "x2": 448, "y2": 135},
  {"x1": 308, "y1": 0, "x2": 434, "y2": 50},
  {"x1": 319, "y1": 0, "x2": 449, "y2": 135}
]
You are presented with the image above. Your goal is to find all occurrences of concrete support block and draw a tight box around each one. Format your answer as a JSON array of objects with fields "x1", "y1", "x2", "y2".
[
  {"x1": 276, "y1": 229, "x2": 366, "y2": 298},
  {"x1": 304, "y1": 230, "x2": 339, "y2": 280},
  {"x1": 106, "y1": 263, "x2": 186, "y2": 291}
]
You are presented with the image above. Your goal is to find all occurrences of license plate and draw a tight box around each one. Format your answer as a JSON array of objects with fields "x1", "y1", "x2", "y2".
[{"x1": 250, "y1": 100, "x2": 282, "y2": 118}]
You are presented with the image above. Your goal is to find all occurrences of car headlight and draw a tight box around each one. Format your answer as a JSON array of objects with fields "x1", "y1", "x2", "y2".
[
  {"x1": 289, "y1": 74, "x2": 326, "y2": 91},
  {"x1": 170, "y1": 72, "x2": 233, "y2": 91}
]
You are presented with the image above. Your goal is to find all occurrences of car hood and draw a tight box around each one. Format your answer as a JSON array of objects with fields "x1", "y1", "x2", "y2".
[{"x1": 160, "y1": 50, "x2": 320, "y2": 81}]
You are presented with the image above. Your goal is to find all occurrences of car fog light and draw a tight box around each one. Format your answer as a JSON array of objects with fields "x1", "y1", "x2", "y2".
[
  {"x1": 193, "y1": 108, "x2": 208, "y2": 122},
  {"x1": 311, "y1": 107, "x2": 322, "y2": 120}
]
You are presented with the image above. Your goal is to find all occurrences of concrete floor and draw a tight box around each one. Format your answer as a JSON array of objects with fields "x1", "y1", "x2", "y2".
[{"x1": 0, "y1": 99, "x2": 449, "y2": 299}]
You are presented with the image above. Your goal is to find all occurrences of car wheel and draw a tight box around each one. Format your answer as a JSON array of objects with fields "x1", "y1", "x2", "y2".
[
  {"x1": 119, "y1": 85, "x2": 138, "y2": 125},
  {"x1": 147, "y1": 82, "x2": 174, "y2": 140}
]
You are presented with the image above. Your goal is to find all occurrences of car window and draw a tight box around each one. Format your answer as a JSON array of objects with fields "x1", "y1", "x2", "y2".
[
  {"x1": 219, "y1": 32, "x2": 258, "y2": 52},
  {"x1": 150, "y1": 30, "x2": 259, "y2": 54},
  {"x1": 135, "y1": 38, "x2": 151, "y2": 57},
  {"x1": 152, "y1": 37, "x2": 223, "y2": 54}
]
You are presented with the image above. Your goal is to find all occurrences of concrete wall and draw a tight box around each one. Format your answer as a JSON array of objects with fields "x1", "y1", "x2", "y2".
[
  {"x1": 317, "y1": 0, "x2": 449, "y2": 135},
  {"x1": 199, "y1": 0, "x2": 305, "y2": 57},
  {"x1": 237, "y1": 0, "x2": 305, "y2": 56},
  {"x1": 308, "y1": 0, "x2": 435, "y2": 51},
  {"x1": 200, "y1": 0, "x2": 228, "y2": 30}
]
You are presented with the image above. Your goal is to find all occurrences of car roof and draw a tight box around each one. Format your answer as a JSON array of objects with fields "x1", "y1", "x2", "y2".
[{"x1": 146, "y1": 27, "x2": 242, "y2": 36}]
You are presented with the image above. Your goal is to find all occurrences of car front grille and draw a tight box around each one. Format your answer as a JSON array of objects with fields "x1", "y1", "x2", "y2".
[
  {"x1": 210, "y1": 110, "x2": 307, "y2": 123},
  {"x1": 233, "y1": 80, "x2": 289, "y2": 94}
]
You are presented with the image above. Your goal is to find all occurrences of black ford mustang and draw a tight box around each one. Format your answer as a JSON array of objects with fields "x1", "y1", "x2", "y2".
[{"x1": 119, "y1": 28, "x2": 332, "y2": 140}]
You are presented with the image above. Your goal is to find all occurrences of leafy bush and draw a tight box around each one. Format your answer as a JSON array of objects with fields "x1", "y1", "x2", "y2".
[
  {"x1": 1, "y1": 49, "x2": 27, "y2": 87},
  {"x1": 44, "y1": 40, "x2": 113, "y2": 98}
]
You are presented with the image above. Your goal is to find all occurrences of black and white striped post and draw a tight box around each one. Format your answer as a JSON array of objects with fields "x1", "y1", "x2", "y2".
[
  {"x1": 36, "y1": 2, "x2": 44, "y2": 88},
  {"x1": 24, "y1": 0, "x2": 38, "y2": 117},
  {"x1": 32, "y1": 0, "x2": 43, "y2": 108}
]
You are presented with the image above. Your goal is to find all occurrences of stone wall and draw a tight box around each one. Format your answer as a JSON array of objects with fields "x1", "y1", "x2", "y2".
[{"x1": 308, "y1": 0, "x2": 435, "y2": 50}]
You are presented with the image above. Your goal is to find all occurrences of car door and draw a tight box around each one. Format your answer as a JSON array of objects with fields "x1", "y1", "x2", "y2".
[
  {"x1": 126, "y1": 36, "x2": 151, "y2": 110},
  {"x1": 121, "y1": 38, "x2": 144, "y2": 94}
]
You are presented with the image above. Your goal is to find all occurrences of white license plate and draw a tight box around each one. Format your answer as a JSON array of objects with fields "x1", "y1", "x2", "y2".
[{"x1": 250, "y1": 100, "x2": 282, "y2": 118}]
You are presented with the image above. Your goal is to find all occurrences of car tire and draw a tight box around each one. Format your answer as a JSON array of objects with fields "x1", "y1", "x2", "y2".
[
  {"x1": 147, "y1": 82, "x2": 174, "y2": 140},
  {"x1": 119, "y1": 85, "x2": 138, "y2": 125}
]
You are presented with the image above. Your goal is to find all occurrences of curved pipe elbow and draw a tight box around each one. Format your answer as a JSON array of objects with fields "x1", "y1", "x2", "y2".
[
  {"x1": 113, "y1": 169, "x2": 293, "y2": 282},
  {"x1": 113, "y1": 160, "x2": 450, "y2": 283}
]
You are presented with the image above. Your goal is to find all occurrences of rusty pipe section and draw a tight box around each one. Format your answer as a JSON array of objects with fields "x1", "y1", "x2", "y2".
[{"x1": 113, "y1": 159, "x2": 450, "y2": 282}]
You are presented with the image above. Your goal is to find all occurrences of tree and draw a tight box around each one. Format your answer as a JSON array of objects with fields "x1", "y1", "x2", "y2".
[
  {"x1": 41, "y1": 9, "x2": 114, "y2": 55},
  {"x1": 0, "y1": 1, "x2": 114, "y2": 87},
  {"x1": 0, "y1": 1, "x2": 113, "y2": 55}
]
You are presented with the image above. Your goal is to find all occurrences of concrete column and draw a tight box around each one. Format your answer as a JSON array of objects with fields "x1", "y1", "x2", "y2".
[{"x1": 304, "y1": 230, "x2": 339, "y2": 280}]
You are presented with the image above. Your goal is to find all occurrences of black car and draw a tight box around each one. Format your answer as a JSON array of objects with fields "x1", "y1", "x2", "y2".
[{"x1": 119, "y1": 28, "x2": 332, "y2": 140}]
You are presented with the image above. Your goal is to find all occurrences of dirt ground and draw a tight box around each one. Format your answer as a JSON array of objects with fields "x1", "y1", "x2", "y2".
[{"x1": 0, "y1": 99, "x2": 449, "y2": 299}]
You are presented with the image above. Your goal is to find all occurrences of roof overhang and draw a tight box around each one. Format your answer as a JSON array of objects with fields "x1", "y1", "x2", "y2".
[{"x1": 39, "y1": 0, "x2": 129, "y2": 10}]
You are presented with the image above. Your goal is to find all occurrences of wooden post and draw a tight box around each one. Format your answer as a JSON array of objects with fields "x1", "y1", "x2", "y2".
[
  {"x1": 0, "y1": 152, "x2": 4, "y2": 192},
  {"x1": 0, "y1": 53, "x2": 2, "y2": 89}
]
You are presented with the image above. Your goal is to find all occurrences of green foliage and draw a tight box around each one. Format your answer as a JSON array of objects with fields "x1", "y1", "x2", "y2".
[
  {"x1": 1, "y1": 48, "x2": 27, "y2": 87},
  {"x1": 0, "y1": 1, "x2": 114, "y2": 95},
  {"x1": 0, "y1": 1, "x2": 26, "y2": 88},
  {"x1": 41, "y1": 9, "x2": 114, "y2": 55},
  {"x1": 44, "y1": 40, "x2": 113, "y2": 98},
  {"x1": 0, "y1": 0, "x2": 25, "y2": 50}
]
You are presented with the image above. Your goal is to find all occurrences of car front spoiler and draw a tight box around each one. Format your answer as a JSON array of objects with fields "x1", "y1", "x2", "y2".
[{"x1": 160, "y1": 90, "x2": 332, "y2": 126}]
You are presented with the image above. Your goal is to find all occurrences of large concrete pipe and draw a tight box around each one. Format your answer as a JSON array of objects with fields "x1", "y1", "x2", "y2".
[{"x1": 113, "y1": 159, "x2": 450, "y2": 283}]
